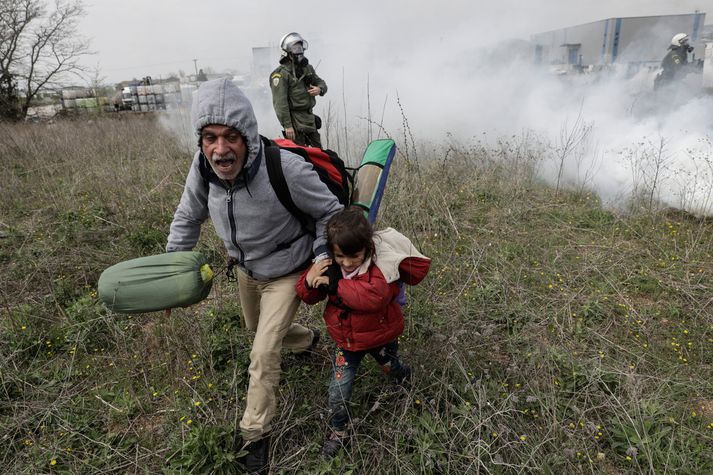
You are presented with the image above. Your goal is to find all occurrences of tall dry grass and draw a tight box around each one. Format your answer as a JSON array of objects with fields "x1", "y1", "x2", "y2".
[{"x1": 1, "y1": 115, "x2": 712, "y2": 474}]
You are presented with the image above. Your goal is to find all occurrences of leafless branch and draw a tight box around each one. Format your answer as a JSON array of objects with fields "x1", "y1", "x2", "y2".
[{"x1": 0, "y1": 0, "x2": 91, "y2": 119}]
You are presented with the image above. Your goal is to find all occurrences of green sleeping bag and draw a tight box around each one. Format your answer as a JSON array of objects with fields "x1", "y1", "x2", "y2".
[{"x1": 98, "y1": 251, "x2": 214, "y2": 314}]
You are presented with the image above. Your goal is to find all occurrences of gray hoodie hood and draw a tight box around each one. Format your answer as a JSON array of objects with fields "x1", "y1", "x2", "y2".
[
  {"x1": 191, "y1": 78, "x2": 261, "y2": 170},
  {"x1": 169, "y1": 78, "x2": 343, "y2": 279}
]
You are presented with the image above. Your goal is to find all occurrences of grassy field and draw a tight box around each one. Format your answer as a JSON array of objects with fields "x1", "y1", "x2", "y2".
[{"x1": 1, "y1": 115, "x2": 712, "y2": 474}]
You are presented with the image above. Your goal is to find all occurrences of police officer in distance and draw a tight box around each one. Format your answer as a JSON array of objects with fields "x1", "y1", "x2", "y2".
[
  {"x1": 270, "y1": 32, "x2": 328, "y2": 148},
  {"x1": 654, "y1": 33, "x2": 694, "y2": 90}
]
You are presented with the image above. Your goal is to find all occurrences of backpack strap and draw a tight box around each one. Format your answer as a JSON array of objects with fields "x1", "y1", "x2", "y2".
[
  {"x1": 201, "y1": 136, "x2": 314, "y2": 233},
  {"x1": 198, "y1": 150, "x2": 211, "y2": 190},
  {"x1": 262, "y1": 136, "x2": 313, "y2": 233}
]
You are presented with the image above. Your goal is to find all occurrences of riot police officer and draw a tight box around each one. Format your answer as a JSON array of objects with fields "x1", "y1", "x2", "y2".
[
  {"x1": 654, "y1": 33, "x2": 694, "y2": 90},
  {"x1": 269, "y1": 32, "x2": 328, "y2": 148}
]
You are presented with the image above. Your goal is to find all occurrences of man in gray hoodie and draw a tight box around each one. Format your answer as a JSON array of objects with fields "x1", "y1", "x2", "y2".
[{"x1": 167, "y1": 78, "x2": 342, "y2": 472}]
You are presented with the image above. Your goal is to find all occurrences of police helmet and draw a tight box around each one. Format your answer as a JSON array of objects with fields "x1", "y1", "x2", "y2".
[
  {"x1": 280, "y1": 32, "x2": 309, "y2": 54},
  {"x1": 671, "y1": 33, "x2": 689, "y2": 46}
]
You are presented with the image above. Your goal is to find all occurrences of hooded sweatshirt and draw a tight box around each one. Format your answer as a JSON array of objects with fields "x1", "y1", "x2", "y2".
[{"x1": 166, "y1": 78, "x2": 343, "y2": 280}]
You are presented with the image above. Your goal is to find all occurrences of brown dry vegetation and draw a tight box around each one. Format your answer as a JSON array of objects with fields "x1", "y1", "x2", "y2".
[{"x1": 1, "y1": 115, "x2": 712, "y2": 473}]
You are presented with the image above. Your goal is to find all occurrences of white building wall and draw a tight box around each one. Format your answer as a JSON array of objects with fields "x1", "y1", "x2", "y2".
[
  {"x1": 704, "y1": 43, "x2": 713, "y2": 90},
  {"x1": 532, "y1": 12, "x2": 706, "y2": 67}
]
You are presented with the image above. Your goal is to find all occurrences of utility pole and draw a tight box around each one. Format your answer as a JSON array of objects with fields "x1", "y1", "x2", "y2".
[{"x1": 193, "y1": 59, "x2": 198, "y2": 76}]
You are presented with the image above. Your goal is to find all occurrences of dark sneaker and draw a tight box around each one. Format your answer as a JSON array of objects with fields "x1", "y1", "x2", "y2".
[
  {"x1": 243, "y1": 435, "x2": 270, "y2": 474},
  {"x1": 295, "y1": 328, "x2": 320, "y2": 358},
  {"x1": 394, "y1": 364, "x2": 412, "y2": 388},
  {"x1": 321, "y1": 429, "x2": 348, "y2": 458},
  {"x1": 309, "y1": 328, "x2": 321, "y2": 350}
]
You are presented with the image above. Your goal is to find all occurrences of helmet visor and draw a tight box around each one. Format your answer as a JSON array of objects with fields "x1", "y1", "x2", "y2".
[{"x1": 288, "y1": 42, "x2": 305, "y2": 55}]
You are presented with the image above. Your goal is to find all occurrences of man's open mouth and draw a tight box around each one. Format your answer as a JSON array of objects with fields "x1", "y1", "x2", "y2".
[{"x1": 214, "y1": 157, "x2": 235, "y2": 166}]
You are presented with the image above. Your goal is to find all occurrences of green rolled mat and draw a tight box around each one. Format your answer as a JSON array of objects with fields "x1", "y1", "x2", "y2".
[
  {"x1": 98, "y1": 251, "x2": 214, "y2": 314},
  {"x1": 351, "y1": 138, "x2": 397, "y2": 224}
]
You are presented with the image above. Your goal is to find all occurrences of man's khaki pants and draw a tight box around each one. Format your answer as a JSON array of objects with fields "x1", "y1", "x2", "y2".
[{"x1": 237, "y1": 269, "x2": 313, "y2": 442}]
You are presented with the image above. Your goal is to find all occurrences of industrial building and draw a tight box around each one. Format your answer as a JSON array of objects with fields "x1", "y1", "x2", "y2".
[
  {"x1": 252, "y1": 46, "x2": 280, "y2": 86},
  {"x1": 531, "y1": 12, "x2": 708, "y2": 71}
]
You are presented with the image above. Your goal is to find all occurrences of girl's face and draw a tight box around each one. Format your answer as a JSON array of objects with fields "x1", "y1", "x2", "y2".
[{"x1": 333, "y1": 244, "x2": 366, "y2": 274}]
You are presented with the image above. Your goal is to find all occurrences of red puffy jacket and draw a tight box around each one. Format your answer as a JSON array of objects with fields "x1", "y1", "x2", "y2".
[{"x1": 296, "y1": 257, "x2": 430, "y2": 351}]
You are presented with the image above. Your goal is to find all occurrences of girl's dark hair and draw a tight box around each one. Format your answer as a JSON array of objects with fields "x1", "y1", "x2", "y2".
[{"x1": 326, "y1": 206, "x2": 375, "y2": 259}]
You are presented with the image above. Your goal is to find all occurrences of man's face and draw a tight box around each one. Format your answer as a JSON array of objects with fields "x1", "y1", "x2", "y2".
[{"x1": 201, "y1": 125, "x2": 247, "y2": 181}]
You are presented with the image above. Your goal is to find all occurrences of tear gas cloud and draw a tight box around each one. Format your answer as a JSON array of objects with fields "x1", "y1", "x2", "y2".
[
  {"x1": 148, "y1": 0, "x2": 712, "y2": 214},
  {"x1": 302, "y1": 3, "x2": 713, "y2": 215}
]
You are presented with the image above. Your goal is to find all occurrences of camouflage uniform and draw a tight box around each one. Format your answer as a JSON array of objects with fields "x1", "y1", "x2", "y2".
[{"x1": 270, "y1": 60, "x2": 327, "y2": 148}]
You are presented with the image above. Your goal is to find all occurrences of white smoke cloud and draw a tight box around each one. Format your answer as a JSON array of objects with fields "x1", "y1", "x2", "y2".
[
  {"x1": 145, "y1": 0, "x2": 713, "y2": 213},
  {"x1": 303, "y1": 29, "x2": 713, "y2": 214}
]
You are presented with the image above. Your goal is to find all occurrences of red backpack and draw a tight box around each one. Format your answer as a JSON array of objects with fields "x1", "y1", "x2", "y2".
[
  {"x1": 262, "y1": 137, "x2": 352, "y2": 231},
  {"x1": 198, "y1": 135, "x2": 353, "y2": 232}
]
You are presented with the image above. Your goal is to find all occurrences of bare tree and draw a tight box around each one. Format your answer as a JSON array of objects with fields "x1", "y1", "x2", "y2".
[
  {"x1": 553, "y1": 103, "x2": 592, "y2": 196},
  {"x1": 0, "y1": 0, "x2": 90, "y2": 120},
  {"x1": 643, "y1": 135, "x2": 670, "y2": 212}
]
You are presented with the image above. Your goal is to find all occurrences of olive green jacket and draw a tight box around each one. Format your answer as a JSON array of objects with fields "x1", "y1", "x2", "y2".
[
  {"x1": 660, "y1": 46, "x2": 688, "y2": 79},
  {"x1": 270, "y1": 61, "x2": 327, "y2": 132}
]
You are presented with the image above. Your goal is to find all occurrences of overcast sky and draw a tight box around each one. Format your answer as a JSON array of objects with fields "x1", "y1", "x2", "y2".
[{"x1": 79, "y1": 0, "x2": 710, "y2": 84}]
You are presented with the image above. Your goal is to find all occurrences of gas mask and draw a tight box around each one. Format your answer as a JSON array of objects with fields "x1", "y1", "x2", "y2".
[
  {"x1": 288, "y1": 42, "x2": 308, "y2": 66},
  {"x1": 679, "y1": 39, "x2": 694, "y2": 53}
]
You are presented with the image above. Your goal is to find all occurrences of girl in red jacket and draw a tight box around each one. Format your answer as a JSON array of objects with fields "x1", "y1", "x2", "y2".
[{"x1": 296, "y1": 207, "x2": 429, "y2": 458}]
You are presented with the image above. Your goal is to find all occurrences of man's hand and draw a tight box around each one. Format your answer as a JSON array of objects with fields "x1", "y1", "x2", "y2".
[
  {"x1": 324, "y1": 261, "x2": 342, "y2": 295},
  {"x1": 306, "y1": 258, "x2": 332, "y2": 288},
  {"x1": 285, "y1": 127, "x2": 296, "y2": 140},
  {"x1": 308, "y1": 85, "x2": 321, "y2": 97}
]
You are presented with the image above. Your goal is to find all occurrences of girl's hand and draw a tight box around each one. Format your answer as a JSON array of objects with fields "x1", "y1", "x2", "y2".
[{"x1": 306, "y1": 259, "x2": 332, "y2": 288}]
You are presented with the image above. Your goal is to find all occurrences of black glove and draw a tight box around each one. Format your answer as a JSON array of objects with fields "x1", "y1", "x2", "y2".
[{"x1": 318, "y1": 261, "x2": 342, "y2": 295}]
